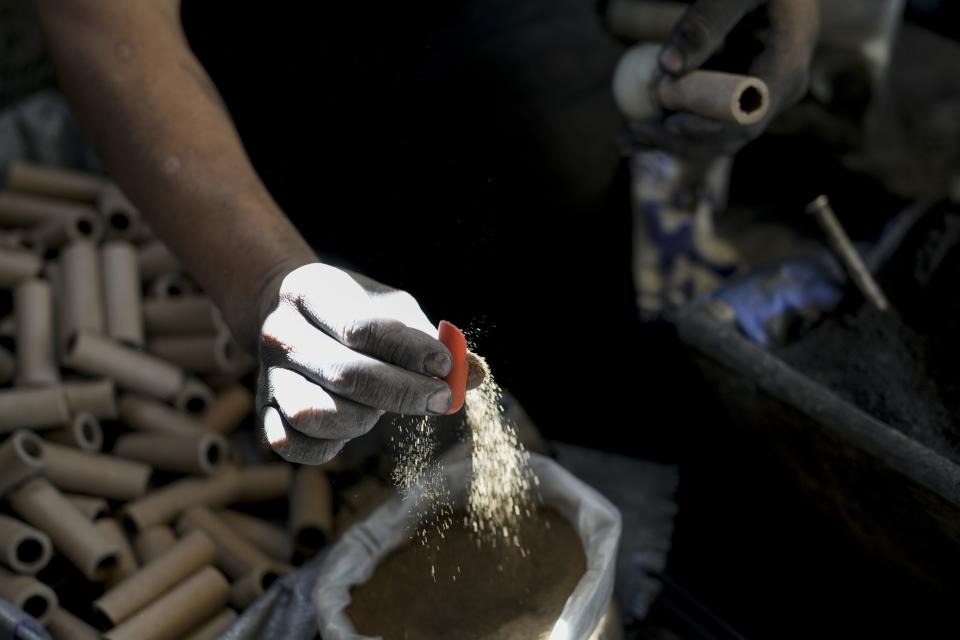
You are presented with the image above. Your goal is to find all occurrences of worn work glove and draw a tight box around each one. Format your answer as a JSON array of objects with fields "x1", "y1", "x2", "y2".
[
  {"x1": 630, "y1": 0, "x2": 819, "y2": 161},
  {"x1": 256, "y1": 263, "x2": 460, "y2": 464}
]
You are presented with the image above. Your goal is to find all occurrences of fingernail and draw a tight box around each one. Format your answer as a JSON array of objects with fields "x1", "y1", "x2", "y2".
[
  {"x1": 659, "y1": 46, "x2": 683, "y2": 74},
  {"x1": 424, "y1": 351, "x2": 452, "y2": 377},
  {"x1": 427, "y1": 387, "x2": 452, "y2": 414}
]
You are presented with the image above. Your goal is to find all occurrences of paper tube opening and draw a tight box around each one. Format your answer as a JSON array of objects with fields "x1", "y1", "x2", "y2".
[
  {"x1": 15, "y1": 432, "x2": 44, "y2": 464},
  {"x1": 22, "y1": 593, "x2": 49, "y2": 619},
  {"x1": 16, "y1": 538, "x2": 44, "y2": 564}
]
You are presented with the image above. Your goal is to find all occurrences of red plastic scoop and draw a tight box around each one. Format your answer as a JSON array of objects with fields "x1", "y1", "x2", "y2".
[{"x1": 437, "y1": 320, "x2": 467, "y2": 414}]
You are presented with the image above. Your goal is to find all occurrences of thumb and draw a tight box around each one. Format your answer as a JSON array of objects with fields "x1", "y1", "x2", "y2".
[{"x1": 659, "y1": 0, "x2": 762, "y2": 75}]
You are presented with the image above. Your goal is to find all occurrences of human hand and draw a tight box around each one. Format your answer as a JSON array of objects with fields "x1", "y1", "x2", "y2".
[
  {"x1": 256, "y1": 263, "x2": 463, "y2": 464},
  {"x1": 630, "y1": 0, "x2": 819, "y2": 160}
]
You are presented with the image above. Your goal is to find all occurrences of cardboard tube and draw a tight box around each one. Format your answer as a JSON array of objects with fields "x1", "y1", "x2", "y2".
[
  {"x1": 48, "y1": 607, "x2": 101, "y2": 640},
  {"x1": 0, "y1": 246, "x2": 42, "y2": 288},
  {"x1": 229, "y1": 565, "x2": 280, "y2": 609},
  {"x1": 43, "y1": 442, "x2": 151, "y2": 501},
  {"x1": 118, "y1": 395, "x2": 202, "y2": 434},
  {"x1": 65, "y1": 334, "x2": 185, "y2": 401},
  {"x1": 0, "y1": 431, "x2": 45, "y2": 497},
  {"x1": 148, "y1": 272, "x2": 198, "y2": 300},
  {"x1": 121, "y1": 470, "x2": 241, "y2": 532},
  {"x1": 112, "y1": 432, "x2": 229, "y2": 476},
  {"x1": 96, "y1": 184, "x2": 141, "y2": 241},
  {"x1": 94, "y1": 529, "x2": 217, "y2": 627},
  {"x1": 0, "y1": 387, "x2": 70, "y2": 433},
  {"x1": 0, "y1": 344, "x2": 14, "y2": 386},
  {"x1": 0, "y1": 191, "x2": 96, "y2": 227},
  {"x1": 142, "y1": 296, "x2": 219, "y2": 335},
  {"x1": 65, "y1": 494, "x2": 110, "y2": 520},
  {"x1": 234, "y1": 464, "x2": 292, "y2": 503},
  {"x1": 45, "y1": 413, "x2": 104, "y2": 452},
  {"x1": 147, "y1": 334, "x2": 223, "y2": 374},
  {"x1": 59, "y1": 241, "x2": 106, "y2": 345},
  {"x1": 133, "y1": 526, "x2": 176, "y2": 564},
  {"x1": 0, "y1": 514, "x2": 52, "y2": 574},
  {"x1": 103, "y1": 567, "x2": 229, "y2": 640},
  {"x1": 62, "y1": 379, "x2": 118, "y2": 419},
  {"x1": 201, "y1": 385, "x2": 254, "y2": 435},
  {"x1": 658, "y1": 70, "x2": 770, "y2": 125},
  {"x1": 6, "y1": 163, "x2": 105, "y2": 202},
  {"x1": 14, "y1": 278, "x2": 59, "y2": 385},
  {"x1": 0, "y1": 569, "x2": 57, "y2": 625},
  {"x1": 138, "y1": 242, "x2": 180, "y2": 282},
  {"x1": 174, "y1": 378, "x2": 215, "y2": 415},
  {"x1": 101, "y1": 241, "x2": 144, "y2": 347},
  {"x1": 182, "y1": 608, "x2": 237, "y2": 640},
  {"x1": 289, "y1": 466, "x2": 332, "y2": 555},
  {"x1": 7, "y1": 478, "x2": 120, "y2": 581},
  {"x1": 606, "y1": 0, "x2": 685, "y2": 42},
  {"x1": 216, "y1": 510, "x2": 290, "y2": 562},
  {"x1": 28, "y1": 206, "x2": 104, "y2": 249},
  {"x1": 175, "y1": 507, "x2": 274, "y2": 580},
  {"x1": 96, "y1": 519, "x2": 139, "y2": 586}
]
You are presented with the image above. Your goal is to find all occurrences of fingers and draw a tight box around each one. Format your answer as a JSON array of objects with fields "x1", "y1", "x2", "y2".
[
  {"x1": 267, "y1": 366, "x2": 382, "y2": 440},
  {"x1": 660, "y1": 0, "x2": 762, "y2": 74},
  {"x1": 261, "y1": 302, "x2": 453, "y2": 415},
  {"x1": 261, "y1": 405, "x2": 347, "y2": 465},
  {"x1": 282, "y1": 264, "x2": 452, "y2": 377},
  {"x1": 630, "y1": 118, "x2": 753, "y2": 160}
]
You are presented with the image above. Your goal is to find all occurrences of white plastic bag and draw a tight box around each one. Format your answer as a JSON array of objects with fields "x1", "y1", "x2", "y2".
[{"x1": 314, "y1": 453, "x2": 622, "y2": 640}]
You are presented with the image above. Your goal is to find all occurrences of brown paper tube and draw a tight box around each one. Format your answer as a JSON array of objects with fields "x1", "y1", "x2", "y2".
[
  {"x1": 94, "y1": 529, "x2": 217, "y2": 627},
  {"x1": 121, "y1": 469, "x2": 241, "y2": 532},
  {"x1": 59, "y1": 241, "x2": 105, "y2": 345},
  {"x1": 175, "y1": 507, "x2": 274, "y2": 580},
  {"x1": 233, "y1": 464, "x2": 292, "y2": 503},
  {"x1": 0, "y1": 431, "x2": 45, "y2": 497},
  {"x1": 289, "y1": 466, "x2": 333, "y2": 555},
  {"x1": 43, "y1": 442, "x2": 151, "y2": 501},
  {"x1": 13, "y1": 278, "x2": 59, "y2": 385},
  {"x1": 138, "y1": 242, "x2": 180, "y2": 282},
  {"x1": 657, "y1": 71, "x2": 770, "y2": 125},
  {"x1": 62, "y1": 379, "x2": 118, "y2": 419},
  {"x1": 102, "y1": 566, "x2": 229, "y2": 640},
  {"x1": 0, "y1": 315, "x2": 14, "y2": 338},
  {"x1": 0, "y1": 345, "x2": 13, "y2": 386},
  {"x1": 147, "y1": 334, "x2": 223, "y2": 374},
  {"x1": 65, "y1": 334, "x2": 185, "y2": 401},
  {"x1": 65, "y1": 494, "x2": 110, "y2": 520},
  {"x1": 142, "y1": 296, "x2": 218, "y2": 335},
  {"x1": 0, "y1": 569, "x2": 58, "y2": 625},
  {"x1": 28, "y1": 206, "x2": 104, "y2": 250},
  {"x1": 118, "y1": 395, "x2": 201, "y2": 434},
  {"x1": 6, "y1": 163, "x2": 106, "y2": 202},
  {"x1": 45, "y1": 412, "x2": 104, "y2": 452},
  {"x1": 96, "y1": 519, "x2": 139, "y2": 586},
  {"x1": 7, "y1": 478, "x2": 120, "y2": 581},
  {"x1": 606, "y1": 0, "x2": 685, "y2": 43},
  {"x1": 0, "y1": 514, "x2": 52, "y2": 574},
  {"x1": 133, "y1": 526, "x2": 176, "y2": 564},
  {"x1": 174, "y1": 378, "x2": 215, "y2": 416},
  {"x1": 148, "y1": 272, "x2": 198, "y2": 300},
  {"x1": 201, "y1": 385, "x2": 253, "y2": 435},
  {"x1": 0, "y1": 387, "x2": 70, "y2": 432},
  {"x1": 48, "y1": 607, "x2": 101, "y2": 640},
  {"x1": 0, "y1": 246, "x2": 42, "y2": 288},
  {"x1": 96, "y1": 184, "x2": 141, "y2": 241},
  {"x1": 216, "y1": 510, "x2": 290, "y2": 562},
  {"x1": 112, "y1": 432, "x2": 229, "y2": 476},
  {"x1": 101, "y1": 241, "x2": 144, "y2": 347},
  {"x1": 229, "y1": 564, "x2": 280, "y2": 609},
  {"x1": 182, "y1": 608, "x2": 237, "y2": 640},
  {"x1": 0, "y1": 191, "x2": 96, "y2": 227}
]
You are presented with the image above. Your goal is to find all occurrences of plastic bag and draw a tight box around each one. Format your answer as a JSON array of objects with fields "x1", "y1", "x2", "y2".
[{"x1": 314, "y1": 453, "x2": 622, "y2": 640}]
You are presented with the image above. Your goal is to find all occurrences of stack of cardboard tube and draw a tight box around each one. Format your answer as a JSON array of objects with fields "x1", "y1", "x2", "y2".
[{"x1": 0, "y1": 162, "x2": 337, "y2": 639}]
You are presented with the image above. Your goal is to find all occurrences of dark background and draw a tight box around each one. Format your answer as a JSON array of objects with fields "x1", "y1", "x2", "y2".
[{"x1": 181, "y1": 2, "x2": 957, "y2": 637}]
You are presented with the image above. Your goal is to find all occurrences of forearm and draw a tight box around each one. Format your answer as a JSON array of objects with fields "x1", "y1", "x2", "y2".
[{"x1": 35, "y1": 0, "x2": 316, "y2": 349}]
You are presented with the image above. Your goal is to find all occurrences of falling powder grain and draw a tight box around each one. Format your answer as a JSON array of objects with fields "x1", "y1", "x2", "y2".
[{"x1": 463, "y1": 355, "x2": 536, "y2": 543}]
